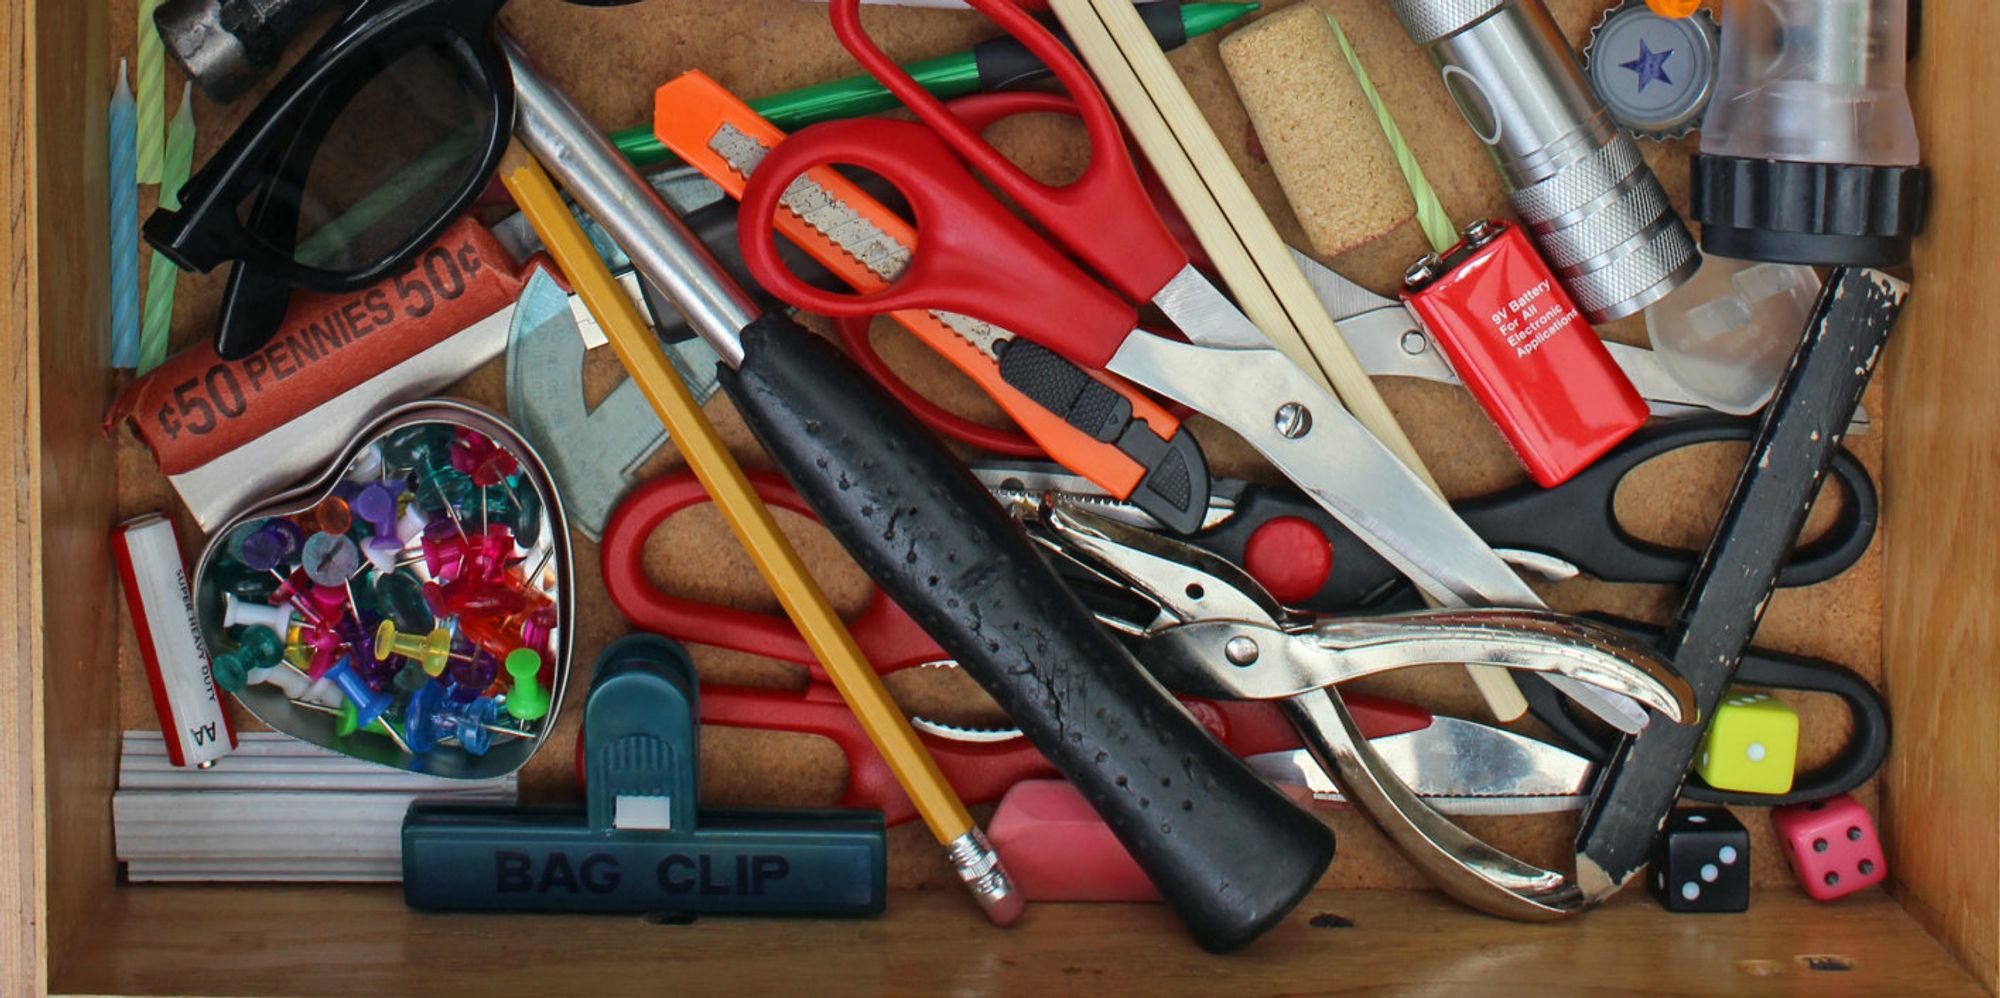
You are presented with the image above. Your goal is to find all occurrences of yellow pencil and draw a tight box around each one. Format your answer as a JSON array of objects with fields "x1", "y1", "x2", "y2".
[{"x1": 496, "y1": 141, "x2": 1022, "y2": 925}]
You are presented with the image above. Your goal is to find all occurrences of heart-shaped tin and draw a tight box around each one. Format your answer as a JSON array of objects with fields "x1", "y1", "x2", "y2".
[{"x1": 194, "y1": 399, "x2": 574, "y2": 780}]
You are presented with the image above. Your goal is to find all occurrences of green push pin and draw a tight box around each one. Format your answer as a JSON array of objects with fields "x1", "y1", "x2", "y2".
[
  {"x1": 211, "y1": 651, "x2": 251, "y2": 693},
  {"x1": 232, "y1": 626, "x2": 284, "y2": 670},
  {"x1": 503, "y1": 648, "x2": 549, "y2": 722},
  {"x1": 290, "y1": 697, "x2": 413, "y2": 753}
]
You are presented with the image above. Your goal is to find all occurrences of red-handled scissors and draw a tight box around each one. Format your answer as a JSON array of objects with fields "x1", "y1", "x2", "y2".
[
  {"x1": 741, "y1": 0, "x2": 1662, "y2": 734},
  {"x1": 599, "y1": 469, "x2": 1432, "y2": 825}
]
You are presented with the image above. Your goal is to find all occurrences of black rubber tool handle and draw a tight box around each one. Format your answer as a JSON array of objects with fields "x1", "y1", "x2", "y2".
[
  {"x1": 721, "y1": 314, "x2": 1334, "y2": 952},
  {"x1": 1567, "y1": 267, "x2": 1908, "y2": 895},
  {"x1": 1521, "y1": 617, "x2": 1891, "y2": 807}
]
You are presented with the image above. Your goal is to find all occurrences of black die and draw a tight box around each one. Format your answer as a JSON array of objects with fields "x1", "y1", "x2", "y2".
[{"x1": 1647, "y1": 808, "x2": 1751, "y2": 913}]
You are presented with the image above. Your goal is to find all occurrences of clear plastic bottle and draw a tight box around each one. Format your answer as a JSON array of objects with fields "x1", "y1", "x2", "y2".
[{"x1": 1699, "y1": 0, "x2": 1919, "y2": 166}]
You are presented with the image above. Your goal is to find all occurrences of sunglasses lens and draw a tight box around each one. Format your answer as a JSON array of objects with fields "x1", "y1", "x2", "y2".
[{"x1": 243, "y1": 36, "x2": 496, "y2": 275}]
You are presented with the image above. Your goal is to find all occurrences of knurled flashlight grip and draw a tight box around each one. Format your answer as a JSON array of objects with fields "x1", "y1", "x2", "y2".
[{"x1": 721, "y1": 313, "x2": 1335, "y2": 952}]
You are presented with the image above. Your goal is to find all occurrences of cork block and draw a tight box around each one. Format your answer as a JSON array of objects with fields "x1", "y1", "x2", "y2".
[{"x1": 1219, "y1": 4, "x2": 1414, "y2": 257}]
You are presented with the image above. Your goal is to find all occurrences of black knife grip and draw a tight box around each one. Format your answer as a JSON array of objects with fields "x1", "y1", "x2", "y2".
[
  {"x1": 1572, "y1": 268, "x2": 1908, "y2": 894},
  {"x1": 722, "y1": 314, "x2": 1333, "y2": 951}
]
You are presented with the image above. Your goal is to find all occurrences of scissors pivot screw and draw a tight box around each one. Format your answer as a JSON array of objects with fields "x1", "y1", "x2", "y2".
[
  {"x1": 1400, "y1": 330, "x2": 1431, "y2": 358},
  {"x1": 1274, "y1": 403, "x2": 1314, "y2": 439},
  {"x1": 1225, "y1": 635, "x2": 1261, "y2": 666}
]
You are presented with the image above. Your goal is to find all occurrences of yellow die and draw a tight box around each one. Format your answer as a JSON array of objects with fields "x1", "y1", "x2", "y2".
[{"x1": 1694, "y1": 690, "x2": 1799, "y2": 794}]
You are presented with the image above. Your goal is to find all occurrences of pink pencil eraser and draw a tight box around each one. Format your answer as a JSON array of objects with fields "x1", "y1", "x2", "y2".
[{"x1": 988, "y1": 780, "x2": 1160, "y2": 903}]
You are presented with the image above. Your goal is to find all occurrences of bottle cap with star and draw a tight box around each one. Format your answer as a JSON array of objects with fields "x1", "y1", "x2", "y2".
[{"x1": 1583, "y1": 0, "x2": 1720, "y2": 141}]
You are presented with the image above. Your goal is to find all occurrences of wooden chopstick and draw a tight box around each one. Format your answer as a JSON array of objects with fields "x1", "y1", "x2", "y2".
[{"x1": 1044, "y1": 0, "x2": 1528, "y2": 721}]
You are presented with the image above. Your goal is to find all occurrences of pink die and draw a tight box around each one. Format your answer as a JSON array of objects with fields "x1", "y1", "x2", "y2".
[{"x1": 1772, "y1": 794, "x2": 1886, "y2": 901}]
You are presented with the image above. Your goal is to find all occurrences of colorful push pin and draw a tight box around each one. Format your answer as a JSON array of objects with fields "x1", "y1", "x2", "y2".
[
  {"x1": 352, "y1": 482, "x2": 408, "y2": 570},
  {"x1": 417, "y1": 528, "x2": 470, "y2": 582},
  {"x1": 453, "y1": 428, "x2": 519, "y2": 485},
  {"x1": 416, "y1": 466, "x2": 474, "y2": 517},
  {"x1": 461, "y1": 604, "x2": 554, "y2": 659},
  {"x1": 291, "y1": 697, "x2": 413, "y2": 753},
  {"x1": 322, "y1": 656, "x2": 393, "y2": 731},
  {"x1": 346, "y1": 442, "x2": 386, "y2": 483},
  {"x1": 238, "y1": 518, "x2": 303, "y2": 574},
  {"x1": 296, "y1": 583, "x2": 352, "y2": 630},
  {"x1": 375, "y1": 619, "x2": 457, "y2": 676},
  {"x1": 437, "y1": 579, "x2": 527, "y2": 619},
  {"x1": 370, "y1": 570, "x2": 434, "y2": 634},
  {"x1": 233, "y1": 626, "x2": 285, "y2": 670},
  {"x1": 300, "y1": 494, "x2": 353, "y2": 537},
  {"x1": 503, "y1": 648, "x2": 549, "y2": 722},
  {"x1": 301, "y1": 532, "x2": 361, "y2": 587},
  {"x1": 380, "y1": 423, "x2": 455, "y2": 473},
  {"x1": 404, "y1": 684, "x2": 526, "y2": 756},
  {"x1": 221, "y1": 593, "x2": 298, "y2": 637},
  {"x1": 445, "y1": 649, "x2": 499, "y2": 703},
  {"x1": 207, "y1": 560, "x2": 281, "y2": 604},
  {"x1": 295, "y1": 623, "x2": 346, "y2": 681}
]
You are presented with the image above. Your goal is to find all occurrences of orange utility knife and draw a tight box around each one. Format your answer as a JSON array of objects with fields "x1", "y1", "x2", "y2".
[{"x1": 653, "y1": 71, "x2": 1209, "y2": 532}]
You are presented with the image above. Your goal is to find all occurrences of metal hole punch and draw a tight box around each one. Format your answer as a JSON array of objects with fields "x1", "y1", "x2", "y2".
[{"x1": 1019, "y1": 496, "x2": 1697, "y2": 920}]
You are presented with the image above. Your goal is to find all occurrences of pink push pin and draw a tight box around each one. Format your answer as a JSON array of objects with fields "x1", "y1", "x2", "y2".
[
  {"x1": 296, "y1": 623, "x2": 346, "y2": 681},
  {"x1": 222, "y1": 593, "x2": 300, "y2": 637},
  {"x1": 418, "y1": 530, "x2": 470, "y2": 583}
]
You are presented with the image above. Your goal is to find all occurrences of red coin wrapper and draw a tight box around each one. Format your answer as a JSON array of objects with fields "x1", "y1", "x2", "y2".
[
  {"x1": 1401, "y1": 222, "x2": 1648, "y2": 487},
  {"x1": 107, "y1": 219, "x2": 540, "y2": 528}
]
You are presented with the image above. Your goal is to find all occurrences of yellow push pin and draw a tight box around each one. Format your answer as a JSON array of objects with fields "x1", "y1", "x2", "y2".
[{"x1": 375, "y1": 619, "x2": 458, "y2": 677}]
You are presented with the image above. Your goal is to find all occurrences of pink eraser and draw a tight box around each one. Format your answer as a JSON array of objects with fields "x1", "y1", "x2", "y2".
[{"x1": 988, "y1": 780, "x2": 1160, "y2": 903}]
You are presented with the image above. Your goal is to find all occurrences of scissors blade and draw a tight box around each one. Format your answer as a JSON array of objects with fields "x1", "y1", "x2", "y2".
[
  {"x1": 1246, "y1": 717, "x2": 1594, "y2": 814},
  {"x1": 1151, "y1": 265, "x2": 1281, "y2": 351},
  {"x1": 1102, "y1": 332, "x2": 1650, "y2": 733}
]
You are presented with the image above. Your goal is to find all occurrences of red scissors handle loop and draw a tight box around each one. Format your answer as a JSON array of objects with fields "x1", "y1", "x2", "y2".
[
  {"x1": 739, "y1": 116, "x2": 1137, "y2": 369},
  {"x1": 824, "y1": 0, "x2": 1185, "y2": 301},
  {"x1": 832, "y1": 314, "x2": 1042, "y2": 457},
  {"x1": 600, "y1": 470, "x2": 941, "y2": 678}
]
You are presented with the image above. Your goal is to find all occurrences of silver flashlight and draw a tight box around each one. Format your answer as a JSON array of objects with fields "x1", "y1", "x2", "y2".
[{"x1": 1386, "y1": 0, "x2": 1698, "y2": 322}]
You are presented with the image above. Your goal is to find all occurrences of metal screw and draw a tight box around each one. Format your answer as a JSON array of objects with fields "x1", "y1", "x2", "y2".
[
  {"x1": 1274, "y1": 403, "x2": 1312, "y2": 439},
  {"x1": 1399, "y1": 330, "x2": 1430, "y2": 357},
  {"x1": 1403, "y1": 254, "x2": 1442, "y2": 289},
  {"x1": 1463, "y1": 218, "x2": 1500, "y2": 249},
  {"x1": 1224, "y1": 636, "x2": 1260, "y2": 666}
]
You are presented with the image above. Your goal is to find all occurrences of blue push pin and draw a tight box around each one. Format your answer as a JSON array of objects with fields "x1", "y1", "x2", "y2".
[
  {"x1": 404, "y1": 682, "x2": 525, "y2": 757},
  {"x1": 401, "y1": 635, "x2": 887, "y2": 916},
  {"x1": 323, "y1": 656, "x2": 393, "y2": 732}
]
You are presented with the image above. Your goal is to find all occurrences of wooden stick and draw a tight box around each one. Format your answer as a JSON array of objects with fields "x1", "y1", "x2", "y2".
[
  {"x1": 1047, "y1": 0, "x2": 1527, "y2": 721},
  {"x1": 497, "y1": 141, "x2": 1024, "y2": 922}
]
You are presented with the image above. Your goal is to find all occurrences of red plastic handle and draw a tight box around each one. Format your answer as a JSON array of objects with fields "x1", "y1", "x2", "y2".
[
  {"x1": 700, "y1": 683, "x2": 1057, "y2": 827},
  {"x1": 824, "y1": 0, "x2": 1186, "y2": 302},
  {"x1": 739, "y1": 116, "x2": 1139, "y2": 370},
  {"x1": 599, "y1": 470, "x2": 943, "y2": 679}
]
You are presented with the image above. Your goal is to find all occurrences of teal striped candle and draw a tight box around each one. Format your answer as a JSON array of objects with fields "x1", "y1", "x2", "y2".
[
  {"x1": 109, "y1": 61, "x2": 141, "y2": 369},
  {"x1": 138, "y1": 84, "x2": 195, "y2": 374}
]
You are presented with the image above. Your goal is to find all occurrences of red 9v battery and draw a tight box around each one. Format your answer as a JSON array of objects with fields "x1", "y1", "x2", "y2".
[{"x1": 1401, "y1": 220, "x2": 1648, "y2": 487}]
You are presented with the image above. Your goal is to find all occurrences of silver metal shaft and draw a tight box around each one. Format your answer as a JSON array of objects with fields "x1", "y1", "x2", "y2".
[{"x1": 502, "y1": 34, "x2": 760, "y2": 367}]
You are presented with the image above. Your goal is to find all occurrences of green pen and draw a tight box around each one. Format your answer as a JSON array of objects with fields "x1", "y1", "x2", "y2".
[{"x1": 611, "y1": 1, "x2": 1258, "y2": 168}]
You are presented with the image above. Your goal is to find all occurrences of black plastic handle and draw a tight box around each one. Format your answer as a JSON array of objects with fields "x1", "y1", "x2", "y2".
[
  {"x1": 1520, "y1": 617, "x2": 1890, "y2": 806},
  {"x1": 721, "y1": 313, "x2": 1333, "y2": 952},
  {"x1": 1457, "y1": 416, "x2": 1879, "y2": 588}
]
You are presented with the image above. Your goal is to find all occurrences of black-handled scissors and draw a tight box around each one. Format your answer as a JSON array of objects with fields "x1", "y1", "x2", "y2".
[
  {"x1": 1520, "y1": 617, "x2": 1891, "y2": 806},
  {"x1": 976, "y1": 415, "x2": 1878, "y2": 613}
]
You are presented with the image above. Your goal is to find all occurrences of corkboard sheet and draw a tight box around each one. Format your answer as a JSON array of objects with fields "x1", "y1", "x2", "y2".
[{"x1": 109, "y1": 0, "x2": 1886, "y2": 895}]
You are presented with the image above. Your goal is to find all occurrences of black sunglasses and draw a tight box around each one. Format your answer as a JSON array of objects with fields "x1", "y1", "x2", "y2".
[{"x1": 145, "y1": 0, "x2": 513, "y2": 359}]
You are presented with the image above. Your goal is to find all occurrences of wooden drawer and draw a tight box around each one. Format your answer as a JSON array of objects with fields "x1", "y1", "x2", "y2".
[{"x1": 4, "y1": 0, "x2": 1994, "y2": 993}]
